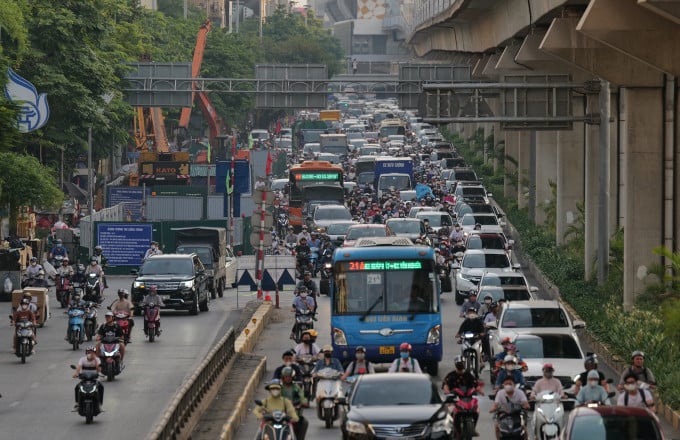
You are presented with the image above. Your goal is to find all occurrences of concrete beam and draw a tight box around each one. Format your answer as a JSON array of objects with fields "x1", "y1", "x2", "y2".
[
  {"x1": 577, "y1": 0, "x2": 680, "y2": 76},
  {"x1": 496, "y1": 42, "x2": 530, "y2": 71},
  {"x1": 516, "y1": 29, "x2": 572, "y2": 73},
  {"x1": 481, "y1": 53, "x2": 503, "y2": 80},
  {"x1": 472, "y1": 54, "x2": 492, "y2": 80},
  {"x1": 639, "y1": 0, "x2": 680, "y2": 25},
  {"x1": 540, "y1": 17, "x2": 664, "y2": 87}
]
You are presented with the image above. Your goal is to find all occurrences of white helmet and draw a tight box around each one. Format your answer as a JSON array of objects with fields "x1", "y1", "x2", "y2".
[{"x1": 503, "y1": 355, "x2": 516, "y2": 364}]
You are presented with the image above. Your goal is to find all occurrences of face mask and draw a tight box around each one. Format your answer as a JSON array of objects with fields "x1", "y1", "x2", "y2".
[
  {"x1": 57, "y1": 244, "x2": 62, "y2": 248},
  {"x1": 151, "y1": 246, "x2": 157, "y2": 250},
  {"x1": 624, "y1": 383, "x2": 637, "y2": 391},
  {"x1": 91, "y1": 262, "x2": 96, "y2": 266},
  {"x1": 468, "y1": 313, "x2": 478, "y2": 319},
  {"x1": 324, "y1": 353, "x2": 332, "y2": 359},
  {"x1": 31, "y1": 262, "x2": 36, "y2": 266},
  {"x1": 504, "y1": 384, "x2": 514, "y2": 393},
  {"x1": 484, "y1": 299, "x2": 492, "y2": 304},
  {"x1": 505, "y1": 364, "x2": 515, "y2": 371},
  {"x1": 87, "y1": 354, "x2": 95, "y2": 361},
  {"x1": 588, "y1": 380, "x2": 599, "y2": 387},
  {"x1": 300, "y1": 292, "x2": 307, "y2": 298},
  {"x1": 21, "y1": 304, "x2": 28, "y2": 310},
  {"x1": 356, "y1": 353, "x2": 365, "y2": 361},
  {"x1": 544, "y1": 372, "x2": 553, "y2": 379},
  {"x1": 400, "y1": 352, "x2": 409, "y2": 360},
  {"x1": 270, "y1": 389, "x2": 281, "y2": 397},
  {"x1": 302, "y1": 339, "x2": 310, "y2": 345}
]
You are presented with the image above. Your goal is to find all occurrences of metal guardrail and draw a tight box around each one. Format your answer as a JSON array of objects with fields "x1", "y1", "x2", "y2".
[{"x1": 147, "y1": 327, "x2": 236, "y2": 440}]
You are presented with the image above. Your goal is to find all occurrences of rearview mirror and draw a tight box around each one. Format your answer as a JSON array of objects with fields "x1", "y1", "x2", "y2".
[
  {"x1": 572, "y1": 320, "x2": 586, "y2": 329},
  {"x1": 130, "y1": 269, "x2": 138, "y2": 275},
  {"x1": 530, "y1": 286, "x2": 539, "y2": 293}
]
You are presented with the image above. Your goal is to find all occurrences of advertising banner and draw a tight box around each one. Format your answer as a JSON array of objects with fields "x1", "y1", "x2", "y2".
[{"x1": 97, "y1": 223, "x2": 153, "y2": 266}]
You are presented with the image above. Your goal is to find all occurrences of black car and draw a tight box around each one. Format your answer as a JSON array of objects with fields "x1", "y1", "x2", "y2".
[
  {"x1": 340, "y1": 373, "x2": 454, "y2": 440},
  {"x1": 131, "y1": 253, "x2": 209, "y2": 315}
]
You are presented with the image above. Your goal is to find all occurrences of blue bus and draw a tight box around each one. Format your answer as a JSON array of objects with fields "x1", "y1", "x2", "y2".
[{"x1": 330, "y1": 237, "x2": 443, "y2": 375}]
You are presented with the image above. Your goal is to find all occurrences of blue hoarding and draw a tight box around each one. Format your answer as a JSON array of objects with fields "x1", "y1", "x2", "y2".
[
  {"x1": 97, "y1": 223, "x2": 152, "y2": 266},
  {"x1": 107, "y1": 187, "x2": 149, "y2": 221}
]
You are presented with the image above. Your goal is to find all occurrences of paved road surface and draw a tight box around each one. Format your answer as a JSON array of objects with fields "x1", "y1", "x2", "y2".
[{"x1": 0, "y1": 275, "x2": 249, "y2": 439}]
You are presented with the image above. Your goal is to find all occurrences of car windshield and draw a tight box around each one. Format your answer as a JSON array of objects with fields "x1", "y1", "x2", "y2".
[
  {"x1": 346, "y1": 227, "x2": 387, "y2": 240},
  {"x1": 463, "y1": 253, "x2": 510, "y2": 269},
  {"x1": 570, "y1": 414, "x2": 662, "y2": 440},
  {"x1": 417, "y1": 214, "x2": 452, "y2": 227},
  {"x1": 351, "y1": 379, "x2": 441, "y2": 406},
  {"x1": 454, "y1": 170, "x2": 477, "y2": 181},
  {"x1": 460, "y1": 187, "x2": 486, "y2": 196},
  {"x1": 514, "y1": 335, "x2": 581, "y2": 359},
  {"x1": 327, "y1": 223, "x2": 353, "y2": 235},
  {"x1": 140, "y1": 259, "x2": 193, "y2": 275},
  {"x1": 378, "y1": 175, "x2": 410, "y2": 191},
  {"x1": 175, "y1": 246, "x2": 213, "y2": 268},
  {"x1": 466, "y1": 235, "x2": 506, "y2": 250},
  {"x1": 387, "y1": 221, "x2": 422, "y2": 234},
  {"x1": 315, "y1": 207, "x2": 352, "y2": 221},
  {"x1": 480, "y1": 275, "x2": 526, "y2": 287},
  {"x1": 500, "y1": 307, "x2": 570, "y2": 328}
]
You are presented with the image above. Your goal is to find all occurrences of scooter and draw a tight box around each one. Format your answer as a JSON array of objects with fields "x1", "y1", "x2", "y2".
[
  {"x1": 114, "y1": 311, "x2": 131, "y2": 344},
  {"x1": 84, "y1": 274, "x2": 102, "y2": 303},
  {"x1": 55, "y1": 275, "x2": 73, "y2": 308},
  {"x1": 298, "y1": 354, "x2": 316, "y2": 401},
  {"x1": 496, "y1": 402, "x2": 527, "y2": 440},
  {"x1": 144, "y1": 303, "x2": 161, "y2": 342},
  {"x1": 70, "y1": 365, "x2": 102, "y2": 424},
  {"x1": 99, "y1": 335, "x2": 122, "y2": 382},
  {"x1": 253, "y1": 400, "x2": 296, "y2": 440},
  {"x1": 533, "y1": 391, "x2": 564, "y2": 440},
  {"x1": 319, "y1": 260, "x2": 333, "y2": 296},
  {"x1": 67, "y1": 307, "x2": 86, "y2": 350},
  {"x1": 83, "y1": 302, "x2": 98, "y2": 342},
  {"x1": 460, "y1": 332, "x2": 483, "y2": 378},
  {"x1": 293, "y1": 308, "x2": 314, "y2": 343},
  {"x1": 309, "y1": 247, "x2": 320, "y2": 277},
  {"x1": 13, "y1": 318, "x2": 35, "y2": 363},
  {"x1": 450, "y1": 386, "x2": 479, "y2": 440},
  {"x1": 437, "y1": 262, "x2": 452, "y2": 293},
  {"x1": 315, "y1": 367, "x2": 343, "y2": 428}
]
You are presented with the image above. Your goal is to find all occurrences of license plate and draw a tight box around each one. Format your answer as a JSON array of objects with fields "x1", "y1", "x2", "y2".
[
  {"x1": 379, "y1": 345, "x2": 395, "y2": 355},
  {"x1": 161, "y1": 295, "x2": 170, "y2": 300}
]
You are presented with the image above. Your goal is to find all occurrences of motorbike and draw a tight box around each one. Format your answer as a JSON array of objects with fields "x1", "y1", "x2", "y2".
[
  {"x1": 319, "y1": 259, "x2": 333, "y2": 296},
  {"x1": 67, "y1": 307, "x2": 86, "y2": 350},
  {"x1": 449, "y1": 386, "x2": 478, "y2": 440},
  {"x1": 315, "y1": 367, "x2": 343, "y2": 428},
  {"x1": 293, "y1": 308, "x2": 314, "y2": 343},
  {"x1": 437, "y1": 262, "x2": 452, "y2": 293},
  {"x1": 277, "y1": 212, "x2": 289, "y2": 237},
  {"x1": 253, "y1": 400, "x2": 296, "y2": 440},
  {"x1": 298, "y1": 354, "x2": 316, "y2": 401},
  {"x1": 99, "y1": 335, "x2": 122, "y2": 382},
  {"x1": 496, "y1": 402, "x2": 527, "y2": 440},
  {"x1": 533, "y1": 391, "x2": 564, "y2": 440},
  {"x1": 309, "y1": 247, "x2": 320, "y2": 277},
  {"x1": 114, "y1": 311, "x2": 131, "y2": 344},
  {"x1": 460, "y1": 332, "x2": 483, "y2": 378},
  {"x1": 13, "y1": 318, "x2": 35, "y2": 363},
  {"x1": 70, "y1": 365, "x2": 102, "y2": 424},
  {"x1": 295, "y1": 251, "x2": 311, "y2": 279},
  {"x1": 84, "y1": 273, "x2": 102, "y2": 303},
  {"x1": 144, "y1": 303, "x2": 161, "y2": 342},
  {"x1": 55, "y1": 274, "x2": 73, "y2": 308},
  {"x1": 52, "y1": 254, "x2": 65, "y2": 269},
  {"x1": 83, "y1": 302, "x2": 98, "y2": 342}
]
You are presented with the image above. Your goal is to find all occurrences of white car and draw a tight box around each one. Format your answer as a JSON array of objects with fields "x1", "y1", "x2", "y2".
[
  {"x1": 454, "y1": 249, "x2": 517, "y2": 305},
  {"x1": 459, "y1": 213, "x2": 504, "y2": 234},
  {"x1": 225, "y1": 246, "x2": 238, "y2": 288}
]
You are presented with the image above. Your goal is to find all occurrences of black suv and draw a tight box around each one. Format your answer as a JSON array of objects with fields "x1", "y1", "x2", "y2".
[{"x1": 131, "y1": 253, "x2": 209, "y2": 315}]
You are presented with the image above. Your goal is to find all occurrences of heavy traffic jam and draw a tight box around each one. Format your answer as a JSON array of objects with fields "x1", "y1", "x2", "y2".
[{"x1": 248, "y1": 98, "x2": 666, "y2": 440}]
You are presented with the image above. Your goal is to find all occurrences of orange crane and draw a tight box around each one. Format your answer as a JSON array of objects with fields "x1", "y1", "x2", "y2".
[{"x1": 179, "y1": 19, "x2": 225, "y2": 158}]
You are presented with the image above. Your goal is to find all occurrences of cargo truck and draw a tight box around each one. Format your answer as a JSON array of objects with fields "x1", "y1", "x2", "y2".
[
  {"x1": 374, "y1": 157, "x2": 414, "y2": 198},
  {"x1": 173, "y1": 227, "x2": 227, "y2": 299}
]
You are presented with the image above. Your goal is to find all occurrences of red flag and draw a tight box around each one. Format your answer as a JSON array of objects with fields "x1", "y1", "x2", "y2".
[
  {"x1": 275, "y1": 120, "x2": 281, "y2": 135},
  {"x1": 265, "y1": 151, "x2": 272, "y2": 175}
]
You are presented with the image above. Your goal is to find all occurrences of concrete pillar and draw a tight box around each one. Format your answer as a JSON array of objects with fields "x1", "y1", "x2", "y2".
[
  {"x1": 621, "y1": 87, "x2": 663, "y2": 308},
  {"x1": 517, "y1": 132, "x2": 530, "y2": 209},
  {"x1": 535, "y1": 132, "x2": 558, "y2": 226},
  {"x1": 483, "y1": 123, "x2": 494, "y2": 163},
  {"x1": 556, "y1": 98, "x2": 585, "y2": 245},
  {"x1": 584, "y1": 94, "x2": 599, "y2": 279},
  {"x1": 504, "y1": 132, "x2": 519, "y2": 200}
]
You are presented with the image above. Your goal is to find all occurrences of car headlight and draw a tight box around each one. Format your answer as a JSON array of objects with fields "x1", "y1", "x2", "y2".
[
  {"x1": 133, "y1": 281, "x2": 144, "y2": 288},
  {"x1": 333, "y1": 328, "x2": 347, "y2": 346},
  {"x1": 431, "y1": 410, "x2": 451, "y2": 432},
  {"x1": 427, "y1": 324, "x2": 441, "y2": 344},
  {"x1": 345, "y1": 420, "x2": 368, "y2": 434},
  {"x1": 180, "y1": 280, "x2": 194, "y2": 289}
]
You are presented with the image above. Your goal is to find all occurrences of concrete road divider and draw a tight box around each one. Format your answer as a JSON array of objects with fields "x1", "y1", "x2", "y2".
[
  {"x1": 236, "y1": 302, "x2": 273, "y2": 353},
  {"x1": 218, "y1": 355, "x2": 267, "y2": 440}
]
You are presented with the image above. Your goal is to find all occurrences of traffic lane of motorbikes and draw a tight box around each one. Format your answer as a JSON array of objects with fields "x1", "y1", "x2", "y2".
[
  {"x1": 234, "y1": 284, "x2": 506, "y2": 440},
  {"x1": 0, "y1": 275, "x2": 244, "y2": 439}
]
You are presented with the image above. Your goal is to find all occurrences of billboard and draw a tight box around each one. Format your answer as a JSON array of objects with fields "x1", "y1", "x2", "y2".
[
  {"x1": 107, "y1": 187, "x2": 149, "y2": 221},
  {"x1": 97, "y1": 223, "x2": 153, "y2": 267}
]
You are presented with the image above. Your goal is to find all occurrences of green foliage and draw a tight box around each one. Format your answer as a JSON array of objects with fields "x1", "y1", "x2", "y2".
[
  {"x1": 0, "y1": 151, "x2": 62, "y2": 210},
  {"x1": 539, "y1": 180, "x2": 557, "y2": 235}
]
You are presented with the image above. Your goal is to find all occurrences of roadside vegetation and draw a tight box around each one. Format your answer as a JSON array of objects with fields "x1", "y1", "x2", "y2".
[{"x1": 446, "y1": 127, "x2": 680, "y2": 408}]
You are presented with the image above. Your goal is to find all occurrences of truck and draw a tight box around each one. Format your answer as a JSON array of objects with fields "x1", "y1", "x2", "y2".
[
  {"x1": 173, "y1": 227, "x2": 227, "y2": 299},
  {"x1": 319, "y1": 134, "x2": 349, "y2": 159},
  {"x1": 374, "y1": 157, "x2": 414, "y2": 198}
]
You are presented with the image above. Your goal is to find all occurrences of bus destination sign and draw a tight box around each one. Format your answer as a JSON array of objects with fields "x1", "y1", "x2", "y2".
[
  {"x1": 295, "y1": 172, "x2": 340, "y2": 181},
  {"x1": 347, "y1": 261, "x2": 423, "y2": 271}
]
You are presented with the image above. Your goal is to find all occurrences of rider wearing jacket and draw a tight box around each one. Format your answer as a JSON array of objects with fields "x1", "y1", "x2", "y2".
[
  {"x1": 253, "y1": 380, "x2": 299, "y2": 440},
  {"x1": 141, "y1": 285, "x2": 165, "y2": 336},
  {"x1": 96, "y1": 311, "x2": 126, "y2": 363}
]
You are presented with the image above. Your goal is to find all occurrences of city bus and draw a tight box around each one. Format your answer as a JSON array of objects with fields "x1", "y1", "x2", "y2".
[
  {"x1": 288, "y1": 160, "x2": 344, "y2": 231},
  {"x1": 378, "y1": 119, "x2": 407, "y2": 142},
  {"x1": 330, "y1": 237, "x2": 442, "y2": 375}
]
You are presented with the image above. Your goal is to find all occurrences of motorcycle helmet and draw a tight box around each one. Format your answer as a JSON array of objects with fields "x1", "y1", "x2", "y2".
[
  {"x1": 85, "y1": 346, "x2": 96, "y2": 353},
  {"x1": 399, "y1": 342, "x2": 412, "y2": 352},
  {"x1": 454, "y1": 355, "x2": 465, "y2": 370},
  {"x1": 584, "y1": 354, "x2": 598, "y2": 369},
  {"x1": 21, "y1": 298, "x2": 30, "y2": 305},
  {"x1": 94, "y1": 246, "x2": 103, "y2": 253},
  {"x1": 280, "y1": 366, "x2": 295, "y2": 378},
  {"x1": 105, "y1": 311, "x2": 114, "y2": 318},
  {"x1": 62, "y1": 257, "x2": 70, "y2": 264},
  {"x1": 302, "y1": 329, "x2": 318, "y2": 342},
  {"x1": 355, "y1": 346, "x2": 366, "y2": 353},
  {"x1": 78, "y1": 264, "x2": 85, "y2": 272},
  {"x1": 30, "y1": 257, "x2": 38, "y2": 263},
  {"x1": 631, "y1": 350, "x2": 645, "y2": 360},
  {"x1": 503, "y1": 355, "x2": 516, "y2": 364},
  {"x1": 90, "y1": 257, "x2": 97, "y2": 265},
  {"x1": 118, "y1": 288, "x2": 129, "y2": 297},
  {"x1": 265, "y1": 379, "x2": 282, "y2": 390}
]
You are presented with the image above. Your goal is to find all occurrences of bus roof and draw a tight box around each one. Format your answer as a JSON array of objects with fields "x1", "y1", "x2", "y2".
[
  {"x1": 290, "y1": 160, "x2": 343, "y2": 171},
  {"x1": 333, "y1": 243, "x2": 434, "y2": 261}
]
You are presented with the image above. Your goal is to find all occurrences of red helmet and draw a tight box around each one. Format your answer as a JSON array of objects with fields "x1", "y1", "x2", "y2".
[{"x1": 399, "y1": 342, "x2": 412, "y2": 351}]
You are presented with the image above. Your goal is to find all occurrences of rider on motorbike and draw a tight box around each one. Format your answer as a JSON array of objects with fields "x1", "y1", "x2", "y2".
[
  {"x1": 280, "y1": 367, "x2": 308, "y2": 440},
  {"x1": 253, "y1": 380, "x2": 299, "y2": 440},
  {"x1": 91, "y1": 246, "x2": 108, "y2": 288},
  {"x1": 12, "y1": 298, "x2": 37, "y2": 352},
  {"x1": 95, "y1": 311, "x2": 126, "y2": 363},
  {"x1": 56, "y1": 257, "x2": 74, "y2": 279},
  {"x1": 530, "y1": 363, "x2": 564, "y2": 399},
  {"x1": 72, "y1": 346, "x2": 104, "y2": 410},
  {"x1": 49, "y1": 238, "x2": 68, "y2": 261},
  {"x1": 290, "y1": 287, "x2": 316, "y2": 340},
  {"x1": 110, "y1": 288, "x2": 135, "y2": 339},
  {"x1": 273, "y1": 350, "x2": 304, "y2": 381},
  {"x1": 295, "y1": 238, "x2": 312, "y2": 274},
  {"x1": 294, "y1": 329, "x2": 320, "y2": 358},
  {"x1": 576, "y1": 370, "x2": 610, "y2": 406},
  {"x1": 442, "y1": 355, "x2": 483, "y2": 436},
  {"x1": 617, "y1": 350, "x2": 657, "y2": 391},
  {"x1": 341, "y1": 346, "x2": 375, "y2": 380},
  {"x1": 308, "y1": 232, "x2": 321, "y2": 250},
  {"x1": 387, "y1": 342, "x2": 423, "y2": 373},
  {"x1": 24, "y1": 257, "x2": 43, "y2": 285},
  {"x1": 64, "y1": 292, "x2": 87, "y2": 341},
  {"x1": 460, "y1": 292, "x2": 482, "y2": 317},
  {"x1": 489, "y1": 375, "x2": 530, "y2": 440},
  {"x1": 574, "y1": 354, "x2": 609, "y2": 394},
  {"x1": 455, "y1": 307, "x2": 485, "y2": 340},
  {"x1": 311, "y1": 345, "x2": 344, "y2": 377},
  {"x1": 494, "y1": 356, "x2": 526, "y2": 390},
  {"x1": 296, "y1": 271, "x2": 319, "y2": 311},
  {"x1": 85, "y1": 257, "x2": 104, "y2": 300},
  {"x1": 141, "y1": 285, "x2": 165, "y2": 336}
]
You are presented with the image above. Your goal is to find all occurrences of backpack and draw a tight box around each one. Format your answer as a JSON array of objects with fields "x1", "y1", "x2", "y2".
[
  {"x1": 350, "y1": 360, "x2": 372, "y2": 376},
  {"x1": 624, "y1": 388, "x2": 651, "y2": 408}
]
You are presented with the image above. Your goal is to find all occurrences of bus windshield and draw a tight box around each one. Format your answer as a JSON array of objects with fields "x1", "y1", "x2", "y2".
[{"x1": 334, "y1": 260, "x2": 438, "y2": 315}]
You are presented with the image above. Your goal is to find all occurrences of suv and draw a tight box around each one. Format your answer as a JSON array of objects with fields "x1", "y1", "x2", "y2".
[
  {"x1": 454, "y1": 249, "x2": 516, "y2": 304},
  {"x1": 131, "y1": 254, "x2": 210, "y2": 315}
]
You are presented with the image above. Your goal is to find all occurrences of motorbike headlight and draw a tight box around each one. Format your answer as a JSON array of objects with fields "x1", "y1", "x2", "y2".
[
  {"x1": 332, "y1": 328, "x2": 347, "y2": 346},
  {"x1": 427, "y1": 324, "x2": 441, "y2": 344},
  {"x1": 345, "y1": 420, "x2": 368, "y2": 434},
  {"x1": 324, "y1": 263, "x2": 332, "y2": 269},
  {"x1": 133, "y1": 281, "x2": 144, "y2": 288},
  {"x1": 180, "y1": 280, "x2": 194, "y2": 289}
]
